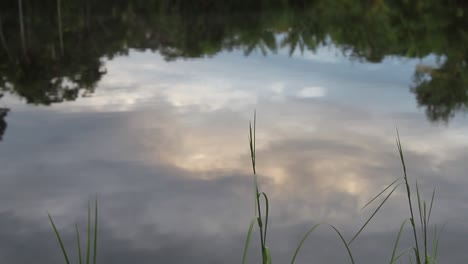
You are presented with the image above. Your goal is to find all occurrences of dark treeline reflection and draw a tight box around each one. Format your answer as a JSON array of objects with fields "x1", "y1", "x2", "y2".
[
  {"x1": 0, "y1": 107, "x2": 7, "y2": 141},
  {"x1": 0, "y1": 0, "x2": 468, "y2": 121}
]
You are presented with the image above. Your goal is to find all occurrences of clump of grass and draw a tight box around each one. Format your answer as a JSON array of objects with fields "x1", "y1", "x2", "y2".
[
  {"x1": 48, "y1": 199, "x2": 98, "y2": 264},
  {"x1": 395, "y1": 130, "x2": 442, "y2": 264},
  {"x1": 241, "y1": 113, "x2": 443, "y2": 264},
  {"x1": 242, "y1": 112, "x2": 354, "y2": 264}
]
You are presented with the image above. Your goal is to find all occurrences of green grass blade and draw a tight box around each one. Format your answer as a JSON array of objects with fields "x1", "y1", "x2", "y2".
[
  {"x1": 329, "y1": 225, "x2": 355, "y2": 264},
  {"x1": 423, "y1": 201, "x2": 427, "y2": 261},
  {"x1": 427, "y1": 188, "x2": 436, "y2": 229},
  {"x1": 262, "y1": 192, "x2": 269, "y2": 245},
  {"x1": 290, "y1": 223, "x2": 321, "y2": 264},
  {"x1": 242, "y1": 218, "x2": 256, "y2": 264},
  {"x1": 392, "y1": 247, "x2": 412, "y2": 263},
  {"x1": 253, "y1": 110, "x2": 256, "y2": 163},
  {"x1": 249, "y1": 118, "x2": 258, "y2": 217},
  {"x1": 265, "y1": 246, "x2": 272, "y2": 264},
  {"x1": 255, "y1": 192, "x2": 264, "y2": 252},
  {"x1": 433, "y1": 224, "x2": 445, "y2": 263},
  {"x1": 416, "y1": 180, "x2": 423, "y2": 234},
  {"x1": 397, "y1": 130, "x2": 421, "y2": 264},
  {"x1": 86, "y1": 201, "x2": 91, "y2": 264},
  {"x1": 76, "y1": 224, "x2": 83, "y2": 264},
  {"x1": 412, "y1": 247, "x2": 420, "y2": 264},
  {"x1": 349, "y1": 183, "x2": 402, "y2": 245},
  {"x1": 249, "y1": 121, "x2": 255, "y2": 174},
  {"x1": 93, "y1": 199, "x2": 98, "y2": 264},
  {"x1": 48, "y1": 214, "x2": 71, "y2": 264},
  {"x1": 433, "y1": 225, "x2": 438, "y2": 263},
  {"x1": 389, "y1": 220, "x2": 407, "y2": 264},
  {"x1": 361, "y1": 178, "x2": 401, "y2": 210},
  {"x1": 253, "y1": 175, "x2": 259, "y2": 217}
]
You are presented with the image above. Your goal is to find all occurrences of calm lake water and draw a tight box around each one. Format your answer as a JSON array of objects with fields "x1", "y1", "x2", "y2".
[{"x1": 1, "y1": 1, "x2": 468, "y2": 263}]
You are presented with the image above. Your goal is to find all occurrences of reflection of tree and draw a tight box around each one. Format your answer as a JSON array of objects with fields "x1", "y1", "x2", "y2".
[
  {"x1": 412, "y1": 59, "x2": 468, "y2": 122},
  {"x1": 0, "y1": 0, "x2": 467, "y2": 122},
  {"x1": 0, "y1": 0, "x2": 107, "y2": 105},
  {"x1": 0, "y1": 107, "x2": 8, "y2": 141}
]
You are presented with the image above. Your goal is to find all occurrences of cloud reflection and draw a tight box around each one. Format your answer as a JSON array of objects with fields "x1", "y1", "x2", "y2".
[{"x1": 1, "y1": 49, "x2": 468, "y2": 263}]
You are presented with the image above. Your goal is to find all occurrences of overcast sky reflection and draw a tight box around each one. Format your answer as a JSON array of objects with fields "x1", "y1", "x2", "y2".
[{"x1": 1, "y1": 47, "x2": 468, "y2": 263}]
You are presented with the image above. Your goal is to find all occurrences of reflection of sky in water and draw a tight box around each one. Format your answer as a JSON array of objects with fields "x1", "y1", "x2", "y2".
[{"x1": 1, "y1": 47, "x2": 468, "y2": 263}]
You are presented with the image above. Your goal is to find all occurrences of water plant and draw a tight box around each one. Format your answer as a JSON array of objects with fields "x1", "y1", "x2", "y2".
[
  {"x1": 241, "y1": 113, "x2": 443, "y2": 264},
  {"x1": 242, "y1": 112, "x2": 354, "y2": 264},
  {"x1": 48, "y1": 199, "x2": 98, "y2": 264}
]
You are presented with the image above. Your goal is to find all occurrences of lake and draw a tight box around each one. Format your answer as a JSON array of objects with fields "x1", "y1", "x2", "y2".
[{"x1": 1, "y1": 1, "x2": 468, "y2": 263}]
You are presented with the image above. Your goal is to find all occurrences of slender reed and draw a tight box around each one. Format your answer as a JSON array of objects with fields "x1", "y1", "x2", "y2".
[
  {"x1": 241, "y1": 117, "x2": 443, "y2": 264},
  {"x1": 48, "y1": 199, "x2": 98, "y2": 264}
]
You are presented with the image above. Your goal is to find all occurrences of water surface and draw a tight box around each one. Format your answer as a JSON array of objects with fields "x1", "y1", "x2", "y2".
[{"x1": 1, "y1": 1, "x2": 468, "y2": 263}]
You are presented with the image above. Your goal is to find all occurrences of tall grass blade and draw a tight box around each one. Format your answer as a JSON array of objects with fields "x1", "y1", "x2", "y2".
[
  {"x1": 86, "y1": 201, "x2": 91, "y2": 264},
  {"x1": 262, "y1": 192, "x2": 269, "y2": 245},
  {"x1": 427, "y1": 189, "x2": 436, "y2": 231},
  {"x1": 242, "y1": 219, "x2": 256, "y2": 264},
  {"x1": 389, "y1": 220, "x2": 407, "y2": 264},
  {"x1": 416, "y1": 180, "x2": 423, "y2": 234},
  {"x1": 433, "y1": 224, "x2": 445, "y2": 263},
  {"x1": 397, "y1": 130, "x2": 421, "y2": 264},
  {"x1": 349, "y1": 183, "x2": 402, "y2": 245},
  {"x1": 361, "y1": 178, "x2": 401, "y2": 210},
  {"x1": 249, "y1": 119, "x2": 258, "y2": 217},
  {"x1": 48, "y1": 214, "x2": 71, "y2": 264},
  {"x1": 76, "y1": 224, "x2": 83, "y2": 264},
  {"x1": 423, "y1": 201, "x2": 427, "y2": 262},
  {"x1": 265, "y1": 247, "x2": 272, "y2": 264},
  {"x1": 248, "y1": 112, "x2": 267, "y2": 264},
  {"x1": 290, "y1": 224, "x2": 321, "y2": 264},
  {"x1": 329, "y1": 225, "x2": 355, "y2": 264},
  {"x1": 253, "y1": 110, "x2": 256, "y2": 162},
  {"x1": 93, "y1": 199, "x2": 98, "y2": 264},
  {"x1": 392, "y1": 247, "x2": 412, "y2": 263},
  {"x1": 249, "y1": 122, "x2": 255, "y2": 174}
]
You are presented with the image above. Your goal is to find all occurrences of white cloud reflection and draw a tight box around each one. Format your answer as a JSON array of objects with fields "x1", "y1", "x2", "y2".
[{"x1": 296, "y1": 86, "x2": 326, "y2": 98}]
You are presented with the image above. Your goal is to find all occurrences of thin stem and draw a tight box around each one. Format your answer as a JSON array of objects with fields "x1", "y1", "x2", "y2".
[{"x1": 397, "y1": 130, "x2": 421, "y2": 264}]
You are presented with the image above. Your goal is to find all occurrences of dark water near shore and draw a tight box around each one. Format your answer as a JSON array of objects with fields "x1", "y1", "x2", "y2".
[{"x1": 1, "y1": 1, "x2": 468, "y2": 263}]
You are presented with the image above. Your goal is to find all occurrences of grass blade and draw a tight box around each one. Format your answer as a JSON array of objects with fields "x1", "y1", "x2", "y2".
[
  {"x1": 397, "y1": 130, "x2": 421, "y2": 264},
  {"x1": 262, "y1": 192, "x2": 269, "y2": 245},
  {"x1": 362, "y1": 178, "x2": 401, "y2": 210},
  {"x1": 253, "y1": 110, "x2": 256, "y2": 162},
  {"x1": 76, "y1": 224, "x2": 83, "y2": 264},
  {"x1": 423, "y1": 201, "x2": 427, "y2": 261},
  {"x1": 86, "y1": 201, "x2": 91, "y2": 264},
  {"x1": 392, "y1": 247, "x2": 412, "y2": 263},
  {"x1": 265, "y1": 247, "x2": 272, "y2": 264},
  {"x1": 416, "y1": 180, "x2": 423, "y2": 234},
  {"x1": 427, "y1": 188, "x2": 436, "y2": 230},
  {"x1": 389, "y1": 220, "x2": 407, "y2": 264},
  {"x1": 290, "y1": 223, "x2": 321, "y2": 264},
  {"x1": 48, "y1": 214, "x2": 71, "y2": 264},
  {"x1": 329, "y1": 225, "x2": 355, "y2": 264},
  {"x1": 242, "y1": 218, "x2": 256, "y2": 264},
  {"x1": 249, "y1": 121, "x2": 255, "y2": 175},
  {"x1": 93, "y1": 199, "x2": 98, "y2": 264},
  {"x1": 433, "y1": 224, "x2": 445, "y2": 263},
  {"x1": 349, "y1": 183, "x2": 402, "y2": 245}
]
